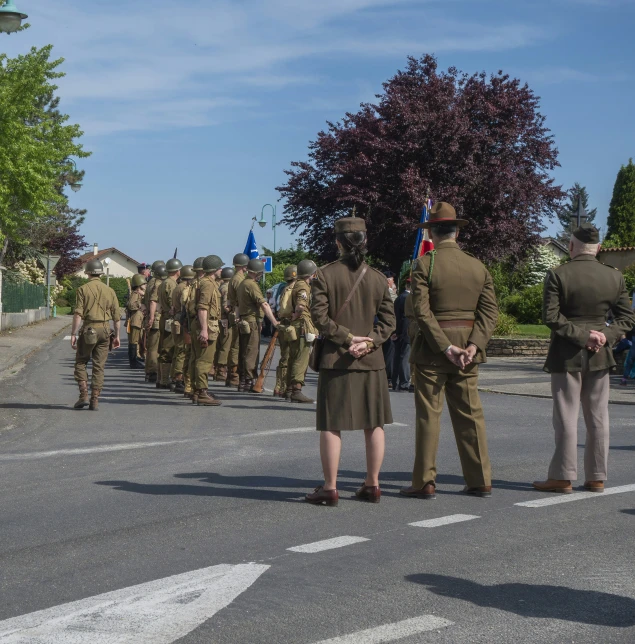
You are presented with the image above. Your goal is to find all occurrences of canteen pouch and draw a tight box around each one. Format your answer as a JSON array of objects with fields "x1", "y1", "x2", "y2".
[
  {"x1": 238, "y1": 319, "x2": 251, "y2": 335},
  {"x1": 152, "y1": 316, "x2": 160, "y2": 330},
  {"x1": 164, "y1": 318, "x2": 173, "y2": 332},
  {"x1": 207, "y1": 319, "x2": 220, "y2": 341},
  {"x1": 305, "y1": 332, "x2": 316, "y2": 344},
  {"x1": 285, "y1": 325, "x2": 298, "y2": 342},
  {"x1": 83, "y1": 326, "x2": 98, "y2": 346},
  {"x1": 172, "y1": 320, "x2": 181, "y2": 335}
]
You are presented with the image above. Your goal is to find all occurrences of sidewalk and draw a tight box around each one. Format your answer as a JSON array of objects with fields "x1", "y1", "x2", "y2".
[
  {"x1": 479, "y1": 357, "x2": 635, "y2": 405},
  {"x1": 0, "y1": 315, "x2": 72, "y2": 379}
]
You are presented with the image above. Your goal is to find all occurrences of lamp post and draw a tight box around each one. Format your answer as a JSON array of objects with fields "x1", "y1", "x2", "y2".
[
  {"x1": 0, "y1": 0, "x2": 28, "y2": 33},
  {"x1": 258, "y1": 204, "x2": 280, "y2": 254},
  {"x1": 67, "y1": 159, "x2": 83, "y2": 193},
  {"x1": 103, "y1": 257, "x2": 111, "y2": 287}
]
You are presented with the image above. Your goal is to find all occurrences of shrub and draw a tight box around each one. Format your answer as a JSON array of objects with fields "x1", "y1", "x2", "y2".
[
  {"x1": 501, "y1": 283, "x2": 543, "y2": 324},
  {"x1": 493, "y1": 311, "x2": 519, "y2": 337},
  {"x1": 622, "y1": 264, "x2": 635, "y2": 294},
  {"x1": 104, "y1": 277, "x2": 130, "y2": 307}
]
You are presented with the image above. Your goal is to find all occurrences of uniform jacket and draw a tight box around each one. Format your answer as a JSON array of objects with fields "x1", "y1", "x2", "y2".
[
  {"x1": 158, "y1": 276, "x2": 178, "y2": 317},
  {"x1": 311, "y1": 260, "x2": 395, "y2": 371},
  {"x1": 409, "y1": 240, "x2": 498, "y2": 371},
  {"x1": 291, "y1": 278, "x2": 314, "y2": 331},
  {"x1": 196, "y1": 275, "x2": 221, "y2": 320},
  {"x1": 74, "y1": 277, "x2": 120, "y2": 323},
  {"x1": 237, "y1": 276, "x2": 265, "y2": 321},
  {"x1": 228, "y1": 271, "x2": 246, "y2": 309},
  {"x1": 543, "y1": 254, "x2": 635, "y2": 373},
  {"x1": 219, "y1": 281, "x2": 230, "y2": 320},
  {"x1": 127, "y1": 290, "x2": 144, "y2": 328}
]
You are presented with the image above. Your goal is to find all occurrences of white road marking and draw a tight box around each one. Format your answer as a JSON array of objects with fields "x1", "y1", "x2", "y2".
[
  {"x1": 0, "y1": 562, "x2": 269, "y2": 643},
  {"x1": 409, "y1": 514, "x2": 480, "y2": 528},
  {"x1": 388, "y1": 422, "x2": 408, "y2": 427},
  {"x1": 288, "y1": 536, "x2": 370, "y2": 553},
  {"x1": 313, "y1": 615, "x2": 453, "y2": 643},
  {"x1": 254, "y1": 427, "x2": 315, "y2": 437},
  {"x1": 515, "y1": 483, "x2": 635, "y2": 508}
]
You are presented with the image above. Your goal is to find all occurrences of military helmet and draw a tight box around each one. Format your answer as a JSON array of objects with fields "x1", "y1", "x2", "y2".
[
  {"x1": 180, "y1": 265, "x2": 195, "y2": 280},
  {"x1": 247, "y1": 258, "x2": 265, "y2": 273},
  {"x1": 193, "y1": 256, "x2": 205, "y2": 270},
  {"x1": 297, "y1": 259, "x2": 318, "y2": 279},
  {"x1": 165, "y1": 258, "x2": 183, "y2": 273},
  {"x1": 233, "y1": 253, "x2": 249, "y2": 267},
  {"x1": 284, "y1": 265, "x2": 298, "y2": 282},
  {"x1": 131, "y1": 274, "x2": 146, "y2": 288},
  {"x1": 85, "y1": 258, "x2": 104, "y2": 275},
  {"x1": 151, "y1": 260, "x2": 165, "y2": 272},
  {"x1": 203, "y1": 255, "x2": 224, "y2": 273},
  {"x1": 221, "y1": 267, "x2": 235, "y2": 280},
  {"x1": 155, "y1": 265, "x2": 168, "y2": 279}
]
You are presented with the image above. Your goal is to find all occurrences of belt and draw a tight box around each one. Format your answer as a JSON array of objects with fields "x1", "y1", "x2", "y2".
[
  {"x1": 438, "y1": 320, "x2": 474, "y2": 329},
  {"x1": 84, "y1": 320, "x2": 108, "y2": 325}
]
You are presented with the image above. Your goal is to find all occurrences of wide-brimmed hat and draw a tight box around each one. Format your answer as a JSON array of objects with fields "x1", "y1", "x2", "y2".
[{"x1": 418, "y1": 202, "x2": 468, "y2": 229}]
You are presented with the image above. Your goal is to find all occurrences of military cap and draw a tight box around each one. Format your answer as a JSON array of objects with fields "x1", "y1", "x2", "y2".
[
  {"x1": 85, "y1": 258, "x2": 104, "y2": 275},
  {"x1": 221, "y1": 267, "x2": 235, "y2": 280},
  {"x1": 203, "y1": 255, "x2": 224, "y2": 272},
  {"x1": 165, "y1": 258, "x2": 183, "y2": 272},
  {"x1": 419, "y1": 201, "x2": 468, "y2": 229},
  {"x1": 283, "y1": 265, "x2": 297, "y2": 282},
  {"x1": 297, "y1": 259, "x2": 317, "y2": 278},
  {"x1": 335, "y1": 217, "x2": 367, "y2": 234},
  {"x1": 248, "y1": 258, "x2": 265, "y2": 273},
  {"x1": 151, "y1": 260, "x2": 165, "y2": 272},
  {"x1": 180, "y1": 265, "x2": 195, "y2": 280},
  {"x1": 233, "y1": 253, "x2": 250, "y2": 267},
  {"x1": 137, "y1": 263, "x2": 148, "y2": 273},
  {"x1": 131, "y1": 274, "x2": 146, "y2": 288},
  {"x1": 193, "y1": 256, "x2": 205, "y2": 270},
  {"x1": 573, "y1": 223, "x2": 600, "y2": 244}
]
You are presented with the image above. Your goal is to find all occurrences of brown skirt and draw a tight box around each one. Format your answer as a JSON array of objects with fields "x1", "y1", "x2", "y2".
[{"x1": 316, "y1": 369, "x2": 393, "y2": 431}]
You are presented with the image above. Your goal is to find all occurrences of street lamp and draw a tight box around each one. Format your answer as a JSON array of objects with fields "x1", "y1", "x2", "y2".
[
  {"x1": 67, "y1": 159, "x2": 83, "y2": 193},
  {"x1": 0, "y1": 0, "x2": 28, "y2": 34},
  {"x1": 103, "y1": 257, "x2": 111, "y2": 287},
  {"x1": 260, "y1": 203, "x2": 280, "y2": 253}
]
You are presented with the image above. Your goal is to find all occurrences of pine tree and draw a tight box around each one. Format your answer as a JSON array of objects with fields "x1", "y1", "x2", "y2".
[
  {"x1": 556, "y1": 183, "x2": 597, "y2": 243},
  {"x1": 605, "y1": 159, "x2": 635, "y2": 248}
]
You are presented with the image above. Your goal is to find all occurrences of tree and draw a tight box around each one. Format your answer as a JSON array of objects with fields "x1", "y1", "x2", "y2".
[
  {"x1": 605, "y1": 159, "x2": 635, "y2": 248},
  {"x1": 522, "y1": 244, "x2": 560, "y2": 287},
  {"x1": 556, "y1": 183, "x2": 597, "y2": 243},
  {"x1": 277, "y1": 55, "x2": 564, "y2": 269},
  {"x1": 0, "y1": 45, "x2": 89, "y2": 264},
  {"x1": 261, "y1": 242, "x2": 318, "y2": 267}
]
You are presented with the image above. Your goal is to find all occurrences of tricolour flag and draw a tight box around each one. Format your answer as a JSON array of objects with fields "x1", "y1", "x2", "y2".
[
  {"x1": 412, "y1": 199, "x2": 434, "y2": 259},
  {"x1": 244, "y1": 230, "x2": 260, "y2": 259}
]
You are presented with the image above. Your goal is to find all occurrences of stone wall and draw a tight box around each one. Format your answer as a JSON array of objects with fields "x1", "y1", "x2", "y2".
[
  {"x1": 487, "y1": 338, "x2": 550, "y2": 357},
  {"x1": 1, "y1": 306, "x2": 49, "y2": 331}
]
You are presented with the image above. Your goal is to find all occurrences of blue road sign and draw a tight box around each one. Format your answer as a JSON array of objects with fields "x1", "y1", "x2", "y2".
[{"x1": 260, "y1": 255, "x2": 273, "y2": 274}]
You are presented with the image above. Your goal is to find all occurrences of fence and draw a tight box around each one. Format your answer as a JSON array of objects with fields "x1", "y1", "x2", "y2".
[{"x1": 1, "y1": 277, "x2": 47, "y2": 313}]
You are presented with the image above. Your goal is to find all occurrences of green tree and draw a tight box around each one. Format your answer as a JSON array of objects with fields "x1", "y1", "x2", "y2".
[
  {"x1": 261, "y1": 242, "x2": 317, "y2": 268},
  {"x1": 605, "y1": 159, "x2": 635, "y2": 248},
  {"x1": 523, "y1": 245, "x2": 560, "y2": 287},
  {"x1": 556, "y1": 183, "x2": 597, "y2": 243},
  {"x1": 0, "y1": 45, "x2": 89, "y2": 264}
]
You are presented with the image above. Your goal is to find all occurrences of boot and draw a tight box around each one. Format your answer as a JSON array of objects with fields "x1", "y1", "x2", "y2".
[
  {"x1": 226, "y1": 366, "x2": 239, "y2": 387},
  {"x1": 245, "y1": 379, "x2": 256, "y2": 393},
  {"x1": 191, "y1": 389, "x2": 199, "y2": 404},
  {"x1": 74, "y1": 381, "x2": 89, "y2": 409},
  {"x1": 197, "y1": 389, "x2": 222, "y2": 406},
  {"x1": 148, "y1": 372, "x2": 158, "y2": 384},
  {"x1": 208, "y1": 366, "x2": 216, "y2": 378},
  {"x1": 290, "y1": 384, "x2": 314, "y2": 404},
  {"x1": 128, "y1": 344, "x2": 144, "y2": 369},
  {"x1": 215, "y1": 365, "x2": 227, "y2": 382},
  {"x1": 89, "y1": 388, "x2": 100, "y2": 411},
  {"x1": 284, "y1": 386, "x2": 293, "y2": 401},
  {"x1": 237, "y1": 376, "x2": 246, "y2": 392},
  {"x1": 156, "y1": 364, "x2": 170, "y2": 389},
  {"x1": 174, "y1": 376, "x2": 185, "y2": 394}
]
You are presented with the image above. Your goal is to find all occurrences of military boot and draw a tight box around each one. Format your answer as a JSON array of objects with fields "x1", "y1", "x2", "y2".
[
  {"x1": 197, "y1": 389, "x2": 222, "y2": 406},
  {"x1": 290, "y1": 384, "x2": 314, "y2": 404},
  {"x1": 89, "y1": 388, "x2": 100, "y2": 411},
  {"x1": 74, "y1": 381, "x2": 89, "y2": 409},
  {"x1": 148, "y1": 372, "x2": 158, "y2": 384},
  {"x1": 215, "y1": 365, "x2": 227, "y2": 382},
  {"x1": 191, "y1": 389, "x2": 199, "y2": 404},
  {"x1": 174, "y1": 376, "x2": 185, "y2": 394},
  {"x1": 128, "y1": 344, "x2": 144, "y2": 369},
  {"x1": 284, "y1": 386, "x2": 293, "y2": 401},
  {"x1": 237, "y1": 377, "x2": 246, "y2": 392},
  {"x1": 226, "y1": 366, "x2": 239, "y2": 387},
  {"x1": 156, "y1": 364, "x2": 169, "y2": 389}
]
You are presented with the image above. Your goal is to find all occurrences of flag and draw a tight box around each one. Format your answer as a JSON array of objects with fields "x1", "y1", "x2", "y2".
[
  {"x1": 244, "y1": 230, "x2": 260, "y2": 259},
  {"x1": 412, "y1": 199, "x2": 434, "y2": 260},
  {"x1": 173, "y1": 247, "x2": 178, "y2": 259}
]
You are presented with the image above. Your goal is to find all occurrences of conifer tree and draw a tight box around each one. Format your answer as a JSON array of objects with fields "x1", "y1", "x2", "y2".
[
  {"x1": 556, "y1": 183, "x2": 596, "y2": 243},
  {"x1": 605, "y1": 159, "x2": 635, "y2": 247}
]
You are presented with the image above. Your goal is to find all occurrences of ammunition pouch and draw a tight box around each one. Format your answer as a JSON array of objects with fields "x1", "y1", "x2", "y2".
[
  {"x1": 285, "y1": 325, "x2": 298, "y2": 342},
  {"x1": 82, "y1": 326, "x2": 99, "y2": 346},
  {"x1": 172, "y1": 320, "x2": 181, "y2": 335},
  {"x1": 164, "y1": 318, "x2": 173, "y2": 332},
  {"x1": 207, "y1": 319, "x2": 220, "y2": 341},
  {"x1": 238, "y1": 319, "x2": 251, "y2": 335}
]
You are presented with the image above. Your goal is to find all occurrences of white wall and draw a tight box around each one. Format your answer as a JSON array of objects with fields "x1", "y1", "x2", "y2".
[{"x1": 76, "y1": 251, "x2": 138, "y2": 278}]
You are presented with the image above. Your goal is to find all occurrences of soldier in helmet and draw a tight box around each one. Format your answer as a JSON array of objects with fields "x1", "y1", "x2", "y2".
[
  {"x1": 170, "y1": 264, "x2": 195, "y2": 393},
  {"x1": 236, "y1": 258, "x2": 279, "y2": 392},
  {"x1": 285, "y1": 259, "x2": 319, "y2": 403},
  {"x1": 214, "y1": 266, "x2": 235, "y2": 382},
  {"x1": 191, "y1": 255, "x2": 224, "y2": 405},
  {"x1": 184, "y1": 257, "x2": 205, "y2": 399},
  {"x1": 144, "y1": 260, "x2": 165, "y2": 383},
  {"x1": 70, "y1": 259, "x2": 121, "y2": 411},
  {"x1": 127, "y1": 274, "x2": 147, "y2": 369},
  {"x1": 273, "y1": 265, "x2": 297, "y2": 397},
  {"x1": 156, "y1": 258, "x2": 182, "y2": 389},
  {"x1": 226, "y1": 253, "x2": 249, "y2": 387}
]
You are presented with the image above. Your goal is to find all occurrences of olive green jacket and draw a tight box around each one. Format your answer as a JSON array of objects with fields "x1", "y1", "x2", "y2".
[{"x1": 543, "y1": 255, "x2": 635, "y2": 373}]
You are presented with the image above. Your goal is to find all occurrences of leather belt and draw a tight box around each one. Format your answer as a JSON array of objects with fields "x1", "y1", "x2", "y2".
[{"x1": 438, "y1": 320, "x2": 474, "y2": 329}]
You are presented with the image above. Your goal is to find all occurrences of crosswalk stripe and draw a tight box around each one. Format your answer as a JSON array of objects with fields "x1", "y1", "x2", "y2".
[
  {"x1": 288, "y1": 536, "x2": 369, "y2": 553},
  {"x1": 409, "y1": 514, "x2": 480, "y2": 528},
  {"x1": 515, "y1": 483, "x2": 635, "y2": 507}
]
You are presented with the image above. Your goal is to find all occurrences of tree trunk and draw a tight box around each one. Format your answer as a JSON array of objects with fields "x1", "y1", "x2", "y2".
[{"x1": 0, "y1": 236, "x2": 9, "y2": 267}]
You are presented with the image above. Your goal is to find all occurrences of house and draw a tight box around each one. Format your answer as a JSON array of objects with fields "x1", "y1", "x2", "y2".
[
  {"x1": 540, "y1": 237, "x2": 569, "y2": 260},
  {"x1": 75, "y1": 244, "x2": 141, "y2": 278},
  {"x1": 597, "y1": 247, "x2": 635, "y2": 270}
]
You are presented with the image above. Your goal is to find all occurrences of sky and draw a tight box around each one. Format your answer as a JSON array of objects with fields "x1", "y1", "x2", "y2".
[{"x1": 3, "y1": 0, "x2": 634, "y2": 265}]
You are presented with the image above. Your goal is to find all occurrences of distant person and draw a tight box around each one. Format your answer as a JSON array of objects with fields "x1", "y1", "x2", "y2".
[
  {"x1": 382, "y1": 270, "x2": 397, "y2": 388},
  {"x1": 392, "y1": 278, "x2": 412, "y2": 391},
  {"x1": 534, "y1": 224, "x2": 635, "y2": 494}
]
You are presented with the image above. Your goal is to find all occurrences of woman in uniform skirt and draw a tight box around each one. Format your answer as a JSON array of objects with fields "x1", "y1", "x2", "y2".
[{"x1": 306, "y1": 216, "x2": 396, "y2": 506}]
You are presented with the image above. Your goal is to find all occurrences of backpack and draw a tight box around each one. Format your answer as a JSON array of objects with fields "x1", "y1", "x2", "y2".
[{"x1": 278, "y1": 284, "x2": 294, "y2": 319}]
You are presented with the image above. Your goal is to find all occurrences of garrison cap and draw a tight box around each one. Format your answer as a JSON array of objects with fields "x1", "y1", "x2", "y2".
[
  {"x1": 573, "y1": 223, "x2": 600, "y2": 244},
  {"x1": 334, "y1": 217, "x2": 367, "y2": 234}
]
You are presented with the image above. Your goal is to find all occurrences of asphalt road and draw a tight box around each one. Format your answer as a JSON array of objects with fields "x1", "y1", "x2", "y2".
[{"x1": 0, "y1": 332, "x2": 634, "y2": 643}]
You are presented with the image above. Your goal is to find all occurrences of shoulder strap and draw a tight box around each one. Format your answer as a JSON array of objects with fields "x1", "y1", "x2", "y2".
[
  {"x1": 332, "y1": 265, "x2": 368, "y2": 323},
  {"x1": 426, "y1": 250, "x2": 437, "y2": 287}
]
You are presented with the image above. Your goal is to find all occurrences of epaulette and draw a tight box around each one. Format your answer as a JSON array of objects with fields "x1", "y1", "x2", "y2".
[{"x1": 600, "y1": 262, "x2": 620, "y2": 271}]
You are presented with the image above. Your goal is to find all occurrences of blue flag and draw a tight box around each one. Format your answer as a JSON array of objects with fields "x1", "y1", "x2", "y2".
[{"x1": 244, "y1": 230, "x2": 260, "y2": 259}]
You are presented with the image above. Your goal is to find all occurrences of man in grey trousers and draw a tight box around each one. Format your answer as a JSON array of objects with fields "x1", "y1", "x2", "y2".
[{"x1": 533, "y1": 224, "x2": 635, "y2": 494}]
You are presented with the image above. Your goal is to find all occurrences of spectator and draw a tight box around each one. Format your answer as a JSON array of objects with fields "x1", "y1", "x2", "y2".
[
  {"x1": 382, "y1": 270, "x2": 397, "y2": 388},
  {"x1": 391, "y1": 278, "x2": 412, "y2": 391}
]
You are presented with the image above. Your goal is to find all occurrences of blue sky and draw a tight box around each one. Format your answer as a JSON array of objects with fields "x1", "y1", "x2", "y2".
[{"x1": 4, "y1": 0, "x2": 634, "y2": 264}]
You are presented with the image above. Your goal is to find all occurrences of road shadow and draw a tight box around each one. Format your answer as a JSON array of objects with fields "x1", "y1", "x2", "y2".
[
  {"x1": 620, "y1": 509, "x2": 635, "y2": 516},
  {"x1": 0, "y1": 403, "x2": 69, "y2": 411},
  {"x1": 610, "y1": 445, "x2": 635, "y2": 451},
  {"x1": 406, "y1": 573, "x2": 635, "y2": 627}
]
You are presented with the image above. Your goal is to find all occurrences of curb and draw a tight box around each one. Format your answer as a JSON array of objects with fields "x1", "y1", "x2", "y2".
[{"x1": 479, "y1": 387, "x2": 635, "y2": 406}]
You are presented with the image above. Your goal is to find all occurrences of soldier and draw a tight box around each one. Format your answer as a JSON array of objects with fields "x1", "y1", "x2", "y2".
[
  {"x1": 273, "y1": 265, "x2": 297, "y2": 397},
  {"x1": 126, "y1": 274, "x2": 147, "y2": 369},
  {"x1": 285, "y1": 260, "x2": 318, "y2": 403},
  {"x1": 400, "y1": 202, "x2": 498, "y2": 501},
  {"x1": 191, "y1": 255, "x2": 224, "y2": 406},
  {"x1": 144, "y1": 260, "x2": 165, "y2": 383},
  {"x1": 184, "y1": 257, "x2": 205, "y2": 399},
  {"x1": 226, "y1": 253, "x2": 249, "y2": 387},
  {"x1": 214, "y1": 266, "x2": 235, "y2": 382},
  {"x1": 156, "y1": 258, "x2": 182, "y2": 389},
  {"x1": 533, "y1": 224, "x2": 635, "y2": 494},
  {"x1": 170, "y1": 264, "x2": 195, "y2": 393},
  {"x1": 70, "y1": 258, "x2": 121, "y2": 411},
  {"x1": 236, "y1": 258, "x2": 279, "y2": 392}
]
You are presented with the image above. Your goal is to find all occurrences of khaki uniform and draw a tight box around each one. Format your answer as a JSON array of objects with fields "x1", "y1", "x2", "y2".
[
  {"x1": 543, "y1": 255, "x2": 635, "y2": 481},
  {"x1": 192, "y1": 275, "x2": 222, "y2": 390},
  {"x1": 73, "y1": 277, "x2": 120, "y2": 391},
  {"x1": 237, "y1": 276, "x2": 265, "y2": 381},
  {"x1": 287, "y1": 278, "x2": 315, "y2": 387},
  {"x1": 126, "y1": 290, "x2": 144, "y2": 345},
  {"x1": 275, "y1": 282, "x2": 295, "y2": 393},
  {"x1": 409, "y1": 240, "x2": 498, "y2": 488},
  {"x1": 144, "y1": 277, "x2": 161, "y2": 377},
  {"x1": 157, "y1": 276, "x2": 178, "y2": 365},
  {"x1": 227, "y1": 271, "x2": 245, "y2": 377},
  {"x1": 214, "y1": 280, "x2": 231, "y2": 373},
  {"x1": 171, "y1": 280, "x2": 191, "y2": 379}
]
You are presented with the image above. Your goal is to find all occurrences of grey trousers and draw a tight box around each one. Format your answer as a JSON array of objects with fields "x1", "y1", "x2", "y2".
[{"x1": 549, "y1": 367, "x2": 610, "y2": 481}]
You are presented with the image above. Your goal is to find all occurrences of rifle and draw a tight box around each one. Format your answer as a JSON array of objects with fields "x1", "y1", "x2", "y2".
[{"x1": 252, "y1": 330, "x2": 278, "y2": 393}]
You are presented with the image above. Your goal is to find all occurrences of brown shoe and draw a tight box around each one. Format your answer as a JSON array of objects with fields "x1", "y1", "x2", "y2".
[
  {"x1": 532, "y1": 479, "x2": 573, "y2": 494},
  {"x1": 191, "y1": 389, "x2": 199, "y2": 404},
  {"x1": 89, "y1": 389, "x2": 100, "y2": 411},
  {"x1": 400, "y1": 483, "x2": 436, "y2": 500},
  {"x1": 290, "y1": 385, "x2": 314, "y2": 404},
  {"x1": 584, "y1": 480, "x2": 605, "y2": 493},
  {"x1": 197, "y1": 390, "x2": 222, "y2": 406},
  {"x1": 73, "y1": 381, "x2": 89, "y2": 409},
  {"x1": 463, "y1": 485, "x2": 492, "y2": 498},
  {"x1": 355, "y1": 484, "x2": 381, "y2": 503},
  {"x1": 305, "y1": 486, "x2": 339, "y2": 507}
]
